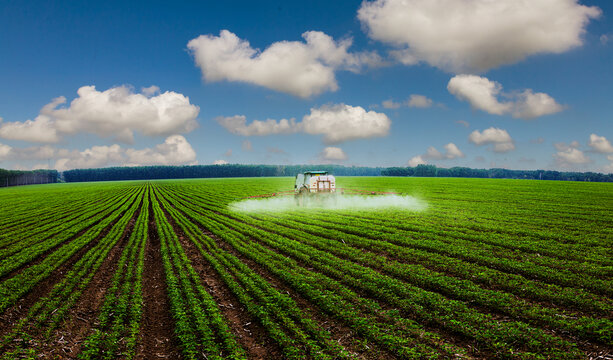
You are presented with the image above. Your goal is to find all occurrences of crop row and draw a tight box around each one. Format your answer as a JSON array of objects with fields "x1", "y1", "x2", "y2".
[
  {"x1": 0, "y1": 185, "x2": 145, "y2": 358},
  {"x1": 154, "y1": 186, "x2": 351, "y2": 359},
  {"x1": 80, "y1": 186, "x2": 150, "y2": 359},
  {"x1": 157, "y1": 184, "x2": 596, "y2": 358}
]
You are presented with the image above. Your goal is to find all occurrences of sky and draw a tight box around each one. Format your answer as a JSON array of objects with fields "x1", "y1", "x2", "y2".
[{"x1": 0, "y1": 0, "x2": 612, "y2": 173}]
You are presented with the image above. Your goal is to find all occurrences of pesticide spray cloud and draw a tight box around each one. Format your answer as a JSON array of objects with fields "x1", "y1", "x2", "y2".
[{"x1": 230, "y1": 195, "x2": 427, "y2": 213}]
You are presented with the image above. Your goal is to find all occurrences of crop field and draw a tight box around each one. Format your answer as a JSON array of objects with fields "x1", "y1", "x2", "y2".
[{"x1": 0, "y1": 177, "x2": 611, "y2": 359}]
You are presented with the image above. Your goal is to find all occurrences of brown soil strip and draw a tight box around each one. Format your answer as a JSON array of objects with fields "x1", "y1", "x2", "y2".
[
  {"x1": 32, "y1": 200, "x2": 144, "y2": 358},
  {"x1": 0, "y1": 202, "x2": 131, "y2": 339},
  {"x1": 134, "y1": 191, "x2": 181, "y2": 360},
  {"x1": 239, "y1": 211, "x2": 613, "y2": 358},
  {"x1": 210, "y1": 229, "x2": 394, "y2": 360},
  {"x1": 159, "y1": 192, "x2": 387, "y2": 359},
  {"x1": 0, "y1": 195, "x2": 131, "y2": 284},
  {"x1": 156, "y1": 190, "x2": 282, "y2": 359}
]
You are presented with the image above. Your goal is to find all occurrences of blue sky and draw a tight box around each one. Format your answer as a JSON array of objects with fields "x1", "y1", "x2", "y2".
[{"x1": 0, "y1": 0, "x2": 612, "y2": 173}]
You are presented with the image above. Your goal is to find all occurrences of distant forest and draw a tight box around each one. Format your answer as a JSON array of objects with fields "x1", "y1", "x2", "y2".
[
  {"x1": 1, "y1": 164, "x2": 611, "y2": 188},
  {"x1": 0, "y1": 169, "x2": 59, "y2": 187}
]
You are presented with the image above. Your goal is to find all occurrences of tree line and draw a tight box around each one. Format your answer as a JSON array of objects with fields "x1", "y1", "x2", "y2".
[
  {"x1": 382, "y1": 164, "x2": 613, "y2": 182},
  {"x1": 62, "y1": 164, "x2": 383, "y2": 182},
  {"x1": 1, "y1": 164, "x2": 611, "y2": 187},
  {"x1": 0, "y1": 169, "x2": 59, "y2": 188}
]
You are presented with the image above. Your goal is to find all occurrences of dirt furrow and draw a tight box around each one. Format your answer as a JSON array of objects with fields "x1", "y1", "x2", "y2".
[
  {"x1": 158, "y1": 190, "x2": 388, "y2": 359},
  {"x1": 0, "y1": 205, "x2": 129, "y2": 339},
  {"x1": 134, "y1": 190, "x2": 180, "y2": 359},
  {"x1": 33, "y1": 200, "x2": 144, "y2": 358}
]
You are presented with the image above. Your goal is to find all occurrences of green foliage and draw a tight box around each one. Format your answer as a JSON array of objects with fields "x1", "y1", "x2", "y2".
[{"x1": 0, "y1": 177, "x2": 611, "y2": 359}]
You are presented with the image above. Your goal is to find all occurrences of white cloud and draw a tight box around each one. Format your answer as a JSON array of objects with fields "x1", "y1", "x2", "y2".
[
  {"x1": 141, "y1": 85, "x2": 160, "y2": 96},
  {"x1": 53, "y1": 135, "x2": 197, "y2": 171},
  {"x1": 448, "y1": 75, "x2": 511, "y2": 115},
  {"x1": 588, "y1": 133, "x2": 613, "y2": 153},
  {"x1": 54, "y1": 144, "x2": 125, "y2": 171},
  {"x1": 448, "y1": 75, "x2": 563, "y2": 119},
  {"x1": 443, "y1": 143, "x2": 465, "y2": 159},
  {"x1": 302, "y1": 104, "x2": 391, "y2": 144},
  {"x1": 241, "y1": 140, "x2": 253, "y2": 152},
  {"x1": 418, "y1": 143, "x2": 465, "y2": 161},
  {"x1": 382, "y1": 94, "x2": 433, "y2": 109},
  {"x1": 217, "y1": 104, "x2": 390, "y2": 144},
  {"x1": 125, "y1": 135, "x2": 197, "y2": 166},
  {"x1": 407, "y1": 94, "x2": 432, "y2": 108},
  {"x1": 187, "y1": 30, "x2": 381, "y2": 98},
  {"x1": 531, "y1": 137, "x2": 545, "y2": 144},
  {"x1": 469, "y1": 127, "x2": 515, "y2": 153},
  {"x1": 319, "y1": 146, "x2": 347, "y2": 161},
  {"x1": 382, "y1": 99, "x2": 401, "y2": 109},
  {"x1": 554, "y1": 148, "x2": 591, "y2": 166},
  {"x1": 213, "y1": 159, "x2": 228, "y2": 165},
  {"x1": 601, "y1": 34, "x2": 609, "y2": 45},
  {"x1": 0, "y1": 86, "x2": 199, "y2": 144},
  {"x1": 0, "y1": 115, "x2": 60, "y2": 143},
  {"x1": 512, "y1": 90, "x2": 565, "y2": 119},
  {"x1": 358, "y1": 0, "x2": 601, "y2": 73},
  {"x1": 554, "y1": 140, "x2": 580, "y2": 152},
  {"x1": 0, "y1": 142, "x2": 12, "y2": 161},
  {"x1": 215, "y1": 115, "x2": 298, "y2": 136},
  {"x1": 408, "y1": 155, "x2": 426, "y2": 167},
  {"x1": 425, "y1": 146, "x2": 443, "y2": 160}
]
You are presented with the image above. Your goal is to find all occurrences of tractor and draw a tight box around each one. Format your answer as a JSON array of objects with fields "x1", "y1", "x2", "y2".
[{"x1": 294, "y1": 171, "x2": 336, "y2": 205}]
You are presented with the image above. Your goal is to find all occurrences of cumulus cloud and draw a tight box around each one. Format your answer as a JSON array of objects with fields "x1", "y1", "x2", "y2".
[
  {"x1": 448, "y1": 75, "x2": 563, "y2": 119},
  {"x1": 188, "y1": 30, "x2": 381, "y2": 98},
  {"x1": 0, "y1": 115, "x2": 59, "y2": 143},
  {"x1": 601, "y1": 34, "x2": 609, "y2": 45},
  {"x1": 588, "y1": 134, "x2": 613, "y2": 153},
  {"x1": 213, "y1": 159, "x2": 228, "y2": 165},
  {"x1": 0, "y1": 142, "x2": 12, "y2": 161},
  {"x1": 412, "y1": 143, "x2": 464, "y2": 164},
  {"x1": 319, "y1": 146, "x2": 347, "y2": 162},
  {"x1": 554, "y1": 140, "x2": 580, "y2": 152},
  {"x1": 469, "y1": 127, "x2": 515, "y2": 153},
  {"x1": 302, "y1": 104, "x2": 390, "y2": 144},
  {"x1": 407, "y1": 94, "x2": 433, "y2": 108},
  {"x1": 358, "y1": 0, "x2": 601, "y2": 73},
  {"x1": 0, "y1": 86, "x2": 199, "y2": 144},
  {"x1": 125, "y1": 135, "x2": 197, "y2": 166},
  {"x1": 51, "y1": 135, "x2": 197, "y2": 171},
  {"x1": 217, "y1": 104, "x2": 390, "y2": 144},
  {"x1": 382, "y1": 94, "x2": 434, "y2": 109},
  {"x1": 382, "y1": 99, "x2": 402, "y2": 109},
  {"x1": 215, "y1": 115, "x2": 298, "y2": 136},
  {"x1": 531, "y1": 137, "x2": 545, "y2": 144},
  {"x1": 141, "y1": 85, "x2": 160, "y2": 96},
  {"x1": 554, "y1": 148, "x2": 591, "y2": 166},
  {"x1": 408, "y1": 155, "x2": 426, "y2": 167},
  {"x1": 512, "y1": 90, "x2": 566, "y2": 119}
]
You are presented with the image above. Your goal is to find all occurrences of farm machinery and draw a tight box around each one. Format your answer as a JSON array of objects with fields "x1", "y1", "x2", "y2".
[{"x1": 245, "y1": 170, "x2": 398, "y2": 206}]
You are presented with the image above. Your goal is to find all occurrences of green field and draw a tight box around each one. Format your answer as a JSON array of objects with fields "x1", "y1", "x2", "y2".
[{"x1": 0, "y1": 177, "x2": 611, "y2": 359}]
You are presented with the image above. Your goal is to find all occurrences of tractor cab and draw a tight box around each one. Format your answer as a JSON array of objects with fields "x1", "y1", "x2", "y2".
[{"x1": 295, "y1": 171, "x2": 336, "y2": 195}]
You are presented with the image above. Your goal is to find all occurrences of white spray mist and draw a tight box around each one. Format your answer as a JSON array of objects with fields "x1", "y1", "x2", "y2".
[{"x1": 230, "y1": 194, "x2": 427, "y2": 213}]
